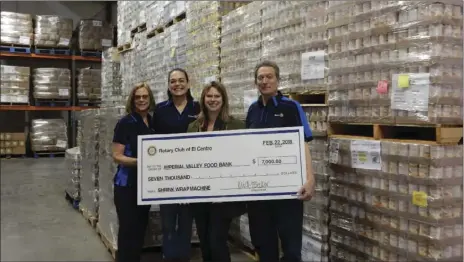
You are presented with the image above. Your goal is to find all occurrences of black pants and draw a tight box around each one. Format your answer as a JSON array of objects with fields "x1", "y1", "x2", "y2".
[
  {"x1": 248, "y1": 199, "x2": 303, "y2": 262},
  {"x1": 114, "y1": 185, "x2": 151, "y2": 262},
  {"x1": 192, "y1": 202, "x2": 246, "y2": 262}
]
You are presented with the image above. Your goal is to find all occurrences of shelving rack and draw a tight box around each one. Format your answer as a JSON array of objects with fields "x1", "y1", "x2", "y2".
[{"x1": 0, "y1": 51, "x2": 102, "y2": 156}]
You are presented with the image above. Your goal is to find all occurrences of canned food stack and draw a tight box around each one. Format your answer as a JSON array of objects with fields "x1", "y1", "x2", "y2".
[
  {"x1": 34, "y1": 15, "x2": 72, "y2": 48},
  {"x1": 1, "y1": 11, "x2": 33, "y2": 46},
  {"x1": 77, "y1": 20, "x2": 113, "y2": 51},
  {"x1": 30, "y1": 119, "x2": 68, "y2": 152},
  {"x1": 326, "y1": 1, "x2": 463, "y2": 125},
  {"x1": 329, "y1": 137, "x2": 463, "y2": 261},
  {"x1": 163, "y1": 1, "x2": 186, "y2": 23},
  {"x1": 261, "y1": 1, "x2": 328, "y2": 93},
  {"x1": 0, "y1": 65, "x2": 30, "y2": 104},
  {"x1": 32, "y1": 68, "x2": 71, "y2": 100},
  {"x1": 120, "y1": 30, "x2": 148, "y2": 97},
  {"x1": 78, "y1": 109, "x2": 100, "y2": 220},
  {"x1": 163, "y1": 20, "x2": 187, "y2": 71},
  {"x1": 117, "y1": 1, "x2": 142, "y2": 45},
  {"x1": 97, "y1": 107, "x2": 124, "y2": 250},
  {"x1": 146, "y1": 1, "x2": 166, "y2": 33},
  {"x1": 77, "y1": 68, "x2": 102, "y2": 101},
  {"x1": 185, "y1": 1, "x2": 221, "y2": 99},
  {"x1": 220, "y1": 2, "x2": 262, "y2": 117},
  {"x1": 101, "y1": 48, "x2": 123, "y2": 108},
  {"x1": 65, "y1": 147, "x2": 81, "y2": 201},
  {"x1": 146, "y1": 32, "x2": 167, "y2": 102}
]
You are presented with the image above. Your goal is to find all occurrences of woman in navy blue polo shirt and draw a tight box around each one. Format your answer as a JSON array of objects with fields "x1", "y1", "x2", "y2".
[
  {"x1": 112, "y1": 82, "x2": 156, "y2": 262},
  {"x1": 152, "y1": 68, "x2": 200, "y2": 262}
]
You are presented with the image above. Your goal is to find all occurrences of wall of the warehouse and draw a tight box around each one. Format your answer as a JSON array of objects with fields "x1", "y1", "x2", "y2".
[{"x1": 0, "y1": 1, "x2": 114, "y2": 29}]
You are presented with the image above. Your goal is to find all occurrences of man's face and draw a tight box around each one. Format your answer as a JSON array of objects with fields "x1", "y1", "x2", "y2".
[{"x1": 256, "y1": 66, "x2": 278, "y2": 96}]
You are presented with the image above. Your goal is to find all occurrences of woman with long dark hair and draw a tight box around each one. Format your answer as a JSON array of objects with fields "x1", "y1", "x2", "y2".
[
  {"x1": 112, "y1": 83, "x2": 156, "y2": 262},
  {"x1": 152, "y1": 68, "x2": 200, "y2": 262},
  {"x1": 187, "y1": 81, "x2": 247, "y2": 262}
]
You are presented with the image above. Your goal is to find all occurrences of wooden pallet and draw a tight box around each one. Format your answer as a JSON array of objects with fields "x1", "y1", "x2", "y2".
[
  {"x1": 283, "y1": 91, "x2": 327, "y2": 107},
  {"x1": 328, "y1": 122, "x2": 463, "y2": 144},
  {"x1": 130, "y1": 23, "x2": 147, "y2": 38},
  {"x1": 96, "y1": 222, "x2": 117, "y2": 260},
  {"x1": 64, "y1": 191, "x2": 80, "y2": 209},
  {"x1": 33, "y1": 151, "x2": 65, "y2": 158},
  {"x1": 116, "y1": 42, "x2": 132, "y2": 53},
  {"x1": 0, "y1": 154, "x2": 26, "y2": 159},
  {"x1": 228, "y1": 236, "x2": 258, "y2": 261},
  {"x1": 80, "y1": 206, "x2": 97, "y2": 228},
  {"x1": 164, "y1": 12, "x2": 186, "y2": 28},
  {"x1": 0, "y1": 44, "x2": 31, "y2": 54}
]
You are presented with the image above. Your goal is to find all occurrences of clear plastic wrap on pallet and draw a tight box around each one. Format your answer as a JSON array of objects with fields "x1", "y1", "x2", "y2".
[
  {"x1": 34, "y1": 15, "x2": 72, "y2": 48},
  {"x1": 146, "y1": 1, "x2": 166, "y2": 33},
  {"x1": 0, "y1": 11, "x2": 33, "y2": 46},
  {"x1": 30, "y1": 119, "x2": 68, "y2": 152},
  {"x1": 78, "y1": 109, "x2": 100, "y2": 219},
  {"x1": 0, "y1": 65, "x2": 30, "y2": 104},
  {"x1": 65, "y1": 147, "x2": 81, "y2": 200},
  {"x1": 117, "y1": 1, "x2": 149, "y2": 45},
  {"x1": 329, "y1": 137, "x2": 463, "y2": 262},
  {"x1": 230, "y1": 214, "x2": 253, "y2": 249},
  {"x1": 163, "y1": 20, "x2": 187, "y2": 70},
  {"x1": 101, "y1": 48, "x2": 123, "y2": 108},
  {"x1": 32, "y1": 68, "x2": 71, "y2": 100},
  {"x1": 77, "y1": 68, "x2": 102, "y2": 100},
  {"x1": 146, "y1": 31, "x2": 167, "y2": 102},
  {"x1": 77, "y1": 19, "x2": 113, "y2": 51},
  {"x1": 326, "y1": 1, "x2": 463, "y2": 125},
  {"x1": 261, "y1": 1, "x2": 328, "y2": 93},
  {"x1": 220, "y1": 1, "x2": 262, "y2": 117}
]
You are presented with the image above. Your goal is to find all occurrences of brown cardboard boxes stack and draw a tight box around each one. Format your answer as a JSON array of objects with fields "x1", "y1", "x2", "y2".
[{"x1": 0, "y1": 132, "x2": 26, "y2": 156}]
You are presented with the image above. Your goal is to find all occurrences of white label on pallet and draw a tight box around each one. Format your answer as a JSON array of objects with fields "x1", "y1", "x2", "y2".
[
  {"x1": 19, "y1": 36, "x2": 30, "y2": 45},
  {"x1": 58, "y1": 89, "x2": 69, "y2": 96},
  {"x1": 93, "y1": 20, "x2": 102, "y2": 27},
  {"x1": 102, "y1": 39, "x2": 112, "y2": 47},
  {"x1": 58, "y1": 37, "x2": 70, "y2": 46},
  {"x1": 56, "y1": 139, "x2": 67, "y2": 149},
  {"x1": 391, "y1": 73, "x2": 430, "y2": 112},
  {"x1": 301, "y1": 50, "x2": 325, "y2": 80},
  {"x1": 350, "y1": 140, "x2": 381, "y2": 170},
  {"x1": 329, "y1": 141, "x2": 340, "y2": 164}
]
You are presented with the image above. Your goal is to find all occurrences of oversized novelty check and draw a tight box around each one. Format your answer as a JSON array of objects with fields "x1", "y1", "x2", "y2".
[{"x1": 137, "y1": 127, "x2": 307, "y2": 205}]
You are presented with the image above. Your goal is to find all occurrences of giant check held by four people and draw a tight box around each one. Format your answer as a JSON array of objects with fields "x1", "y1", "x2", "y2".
[{"x1": 137, "y1": 127, "x2": 307, "y2": 205}]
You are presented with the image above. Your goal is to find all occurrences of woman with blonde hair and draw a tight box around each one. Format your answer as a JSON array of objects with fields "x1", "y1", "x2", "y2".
[
  {"x1": 187, "y1": 81, "x2": 246, "y2": 262},
  {"x1": 111, "y1": 82, "x2": 156, "y2": 262}
]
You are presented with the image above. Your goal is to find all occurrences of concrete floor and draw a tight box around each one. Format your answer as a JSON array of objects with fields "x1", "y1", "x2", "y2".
[{"x1": 0, "y1": 158, "x2": 252, "y2": 262}]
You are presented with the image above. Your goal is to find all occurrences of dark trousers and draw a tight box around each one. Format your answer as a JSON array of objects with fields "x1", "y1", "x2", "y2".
[
  {"x1": 160, "y1": 204, "x2": 193, "y2": 259},
  {"x1": 114, "y1": 185, "x2": 151, "y2": 262},
  {"x1": 248, "y1": 199, "x2": 303, "y2": 262},
  {"x1": 192, "y1": 202, "x2": 246, "y2": 262}
]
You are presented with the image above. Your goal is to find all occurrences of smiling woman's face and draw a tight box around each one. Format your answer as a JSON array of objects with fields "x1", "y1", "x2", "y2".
[
  {"x1": 204, "y1": 87, "x2": 223, "y2": 113},
  {"x1": 169, "y1": 70, "x2": 189, "y2": 97},
  {"x1": 134, "y1": 87, "x2": 150, "y2": 112}
]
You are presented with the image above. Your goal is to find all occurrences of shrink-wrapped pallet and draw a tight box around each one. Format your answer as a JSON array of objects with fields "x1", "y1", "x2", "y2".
[
  {"x1": 77, "y1": 68, "x2": 102, "y2": 100},
  {"x1": 163, "y1": 1, "x2": 186, "y2": 23},
  {"x1": 34, "y1": 15, "x2": 73, "y2": 48},
  {"x1": 78, "y1": 109, "x2": 100, "y2": 219},
  {"x1": 101, "y1": 48, "x2": 123, "y2": 108},
  {"x1": 32, "y1": 68, "x2": 71, "y2": 100},
  {"x1": 163, "y1": 20, "x2": 187, "y2": 71},
  {"x1": 146, "y1": 1, "x2": 166, "y2": 33},
  {"x1": 0, "y1": 11, "x2": 33, "y2": 46},
  {"x1": 120, "y1": 30, "x2": 148, "y2": 98},
  {"x1": 65, "y1": 147, "x2": 81, "y2": 201},
  {"x1": 77, "y1": 20, "x2": 113, "y2": 51},
  {"x1": 146, "y1": 31, "x2": 167, "y2": 102},
  {"x1": 326, "y1": 1, "x2": 463, "y2": 125},
  {"x1": 0, "y1": 65, "x2": 30, "y2": 104},
  {"x1": 261, "y1": 1, "x2": 328, "y2": 93},
  {"x1": 329, "y1": 137, "x2": 463, "y2": 262},
  {"x1": 30, "y1": 119, "x2": 68, "y2": 152},
  {"x1": 117, "y1": 1, "x2": 146, "y2": 45},
  {"x1": 220, "y1": 2, "x2": 262, "y2": 117}
]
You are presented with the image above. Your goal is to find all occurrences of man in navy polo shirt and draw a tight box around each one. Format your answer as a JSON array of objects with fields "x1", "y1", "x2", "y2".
[{"x1": 246, "y1": 60, "x2": 315, "y2": 262}]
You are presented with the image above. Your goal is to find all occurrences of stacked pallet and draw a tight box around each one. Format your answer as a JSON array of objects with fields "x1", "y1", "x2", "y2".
[
  {"x1": 0, "y1": 132, "x2": 26, "y2": 156},
  {"x1": 0, "y1": 11, "x2": 33, "y2": 46},
  {"x1": 65, "y1": 147, "x2": 81, "y2": 202},
  {"x1": 101, "y1": 48, "x2": 123, "y2": 108},
  {"x1": 326, "y1": 1, "x2": 463, "y2": 261},
  {"x1": 220, "y1": 2, "x2": 262, "y2": 118},
  {"x1": 77, "y1": 68, "x2": 102, "y2": 102},
  {"x1": 32, "y1": 68, "x2": 71, "y2": 103},
  {"x1": 34, "y1": 15, "x2": 72, "y2": 48},
  {"x1": 76, "y1": 19, "x2": 113, "y2": 52},
  {"x1": 30, "y1": 119, "x2": 68, "y2": 154},
  {"x1": 0, "y1": 65, "x2": 30, "y2": 104}
]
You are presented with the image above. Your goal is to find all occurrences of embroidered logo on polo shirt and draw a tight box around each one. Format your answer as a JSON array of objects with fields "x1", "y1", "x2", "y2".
[
  {"x1": 188, "y1": 115, "x2": 198, "y2": 118},
  {"x1": 274, "y1": 113, "x2": 284, "y2": 117}
]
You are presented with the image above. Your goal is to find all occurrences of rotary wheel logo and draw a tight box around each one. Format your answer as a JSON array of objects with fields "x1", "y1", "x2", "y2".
[{"x1": 147, "y1": 146, "x2": 157, "y2": 156}]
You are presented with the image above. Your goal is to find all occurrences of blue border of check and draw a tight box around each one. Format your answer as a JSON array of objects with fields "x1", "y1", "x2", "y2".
[{"x1": 141, "y1": 128, "x2": 303, "y2": 202}]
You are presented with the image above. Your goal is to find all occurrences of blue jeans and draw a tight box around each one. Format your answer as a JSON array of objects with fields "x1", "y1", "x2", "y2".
[{"x1": 160, "y1": 204, "x2": 193, "y2": 259}]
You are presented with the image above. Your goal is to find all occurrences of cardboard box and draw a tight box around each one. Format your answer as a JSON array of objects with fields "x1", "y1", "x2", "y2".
[
  {"x1": 12, "y1": 146, "x2": 25, "y2": 155},
  {"x1": 9, "y1": 133, "x2": 26, "y2": 141}
]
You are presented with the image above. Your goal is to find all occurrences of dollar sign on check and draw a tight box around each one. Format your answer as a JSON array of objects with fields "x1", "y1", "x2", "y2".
[{"x1": 252, "y1": 159, "x2": 256, "y2": 164}]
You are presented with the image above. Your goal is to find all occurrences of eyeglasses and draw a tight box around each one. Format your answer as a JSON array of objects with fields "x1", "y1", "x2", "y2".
[{"x1": 134, "y1": 95, "x2": 149, "y2": 100}]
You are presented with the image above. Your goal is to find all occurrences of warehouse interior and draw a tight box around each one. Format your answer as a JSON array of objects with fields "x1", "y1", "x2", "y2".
[{"x1": 1, "y1": 1, "x2": 463, "y2": 262}]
